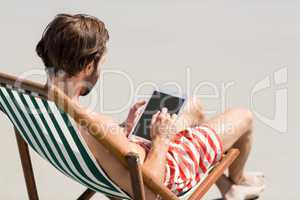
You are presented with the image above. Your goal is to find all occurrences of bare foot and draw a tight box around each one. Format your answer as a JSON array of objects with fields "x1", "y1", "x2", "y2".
[
  {"x1": 239, "y1": 172, "x2": 266, "y2": 187},
  {"x1": 225, "y1": 184, "x2": 265, "y2": 200}
]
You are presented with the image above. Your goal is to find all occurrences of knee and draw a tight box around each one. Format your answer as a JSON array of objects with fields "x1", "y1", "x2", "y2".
[
  {"x1": 230, "y1": 108, "x2": 254, "y2": 130},
  {"x1": 240, "y1": 108, "x2": 253, "y2": 126}
]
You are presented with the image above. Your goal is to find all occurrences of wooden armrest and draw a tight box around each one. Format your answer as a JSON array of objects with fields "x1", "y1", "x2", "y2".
[
  {"x1": 126, "y1": 152, "x2": 179, "y2": 200},
  {"x1": 188, "y1": 148, "x2": 240, "y2": 200},
  {"x1": 126, "y1": 152, "x2": 146, "y2": 200}
]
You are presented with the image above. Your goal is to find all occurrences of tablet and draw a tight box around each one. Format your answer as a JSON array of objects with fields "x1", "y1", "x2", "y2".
[{"x1": 129, "y1": 90, "x2": 186, "y2": 141}]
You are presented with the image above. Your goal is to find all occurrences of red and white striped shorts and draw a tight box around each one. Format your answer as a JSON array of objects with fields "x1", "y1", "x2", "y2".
[{"x1": 130, "y1": 125, "x2": 223, "y2": 195}]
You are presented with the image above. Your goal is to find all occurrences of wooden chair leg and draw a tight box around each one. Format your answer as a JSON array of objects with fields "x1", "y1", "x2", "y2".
[
  {"x1": 15, "y1": 128, "x2": 39, "y2": 200},
  {"x1": 125, "y1": 152, "x2": 146, "y2": 200},
  {"x1": 188, "y1": 149, "x2": 240, "y2": 200},
  {"x1": 77, "y1": 188, "x2": 96, "y2": 200}
]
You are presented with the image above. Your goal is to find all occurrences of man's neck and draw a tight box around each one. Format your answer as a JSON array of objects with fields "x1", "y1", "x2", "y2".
[{"x1": 47, "y1": 74, "x2": 82, "y2": 102}]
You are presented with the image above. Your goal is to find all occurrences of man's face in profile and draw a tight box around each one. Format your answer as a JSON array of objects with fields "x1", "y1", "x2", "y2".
[
  {"x1": 80, "y1": 53, "x2": 106, "y2": 96},
  {"x1": 80, "y1": 65, "x2": 100, "y2": 96}
]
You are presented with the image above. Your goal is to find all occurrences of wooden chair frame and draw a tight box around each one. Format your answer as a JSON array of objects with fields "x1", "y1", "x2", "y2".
[{"x1": 0, "y1": 72, "x2": 240, "y2": 200}]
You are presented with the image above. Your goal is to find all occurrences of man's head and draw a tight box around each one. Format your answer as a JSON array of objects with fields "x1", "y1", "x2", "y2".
[{"x1": 36, "y1": 13, "x2": 109, "y2": 96}]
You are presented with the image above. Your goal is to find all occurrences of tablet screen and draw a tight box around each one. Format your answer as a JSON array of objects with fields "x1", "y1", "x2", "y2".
[{"x1": 130, "y1": 90, "x2": 185, "y2": 140}]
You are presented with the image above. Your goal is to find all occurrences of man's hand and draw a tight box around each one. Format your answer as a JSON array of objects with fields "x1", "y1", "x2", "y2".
[
  {"x1": 150, "y1": 107, "x2": 178, "y2": 143},
  {"x1": 143, "y1": 107, "x2": 178, "y2": 183},
  {"x1": 124, "y1": 100, "x2": 146, "y2": 136}
]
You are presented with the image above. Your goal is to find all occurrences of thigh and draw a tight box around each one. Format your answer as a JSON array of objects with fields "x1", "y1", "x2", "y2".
[{"x1": 203, "y1": 108, "x2": 253, "y2": 151}]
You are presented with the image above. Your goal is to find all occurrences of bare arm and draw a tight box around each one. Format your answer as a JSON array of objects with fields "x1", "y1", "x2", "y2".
[
  {"x1": 88, "y1": 106, "x2": 174, "y2": 170},
  {"x1": 143, "y1": 108, "x2": 178, "y2": 183},
  {"x1": 87, "y1": 111, "x2": 147, "y2": 160},
  {"x1": 143, "y1": 137, "x2": 170, "y2": 183}
]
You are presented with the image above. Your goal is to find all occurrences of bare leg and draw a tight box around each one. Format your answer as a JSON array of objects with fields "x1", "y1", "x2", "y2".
[
  {"x1": 203, "y1": 108, "x2": 265, "y2": 199},
  {"x1": 216, "y1": 175, "x2": 234, "y2": 197},
  {"x1": 179, "y1": 98, "x2": 256, "y2": 182},
  {"x1": 178, "y1": 98, "x2": 265, "y2": 199},
  {"x1": 207, "y1": 108, "x2": 253, "y2": 183},
  {"x1": 204, "y1": 108, "x2": 265, "y2": 184}
]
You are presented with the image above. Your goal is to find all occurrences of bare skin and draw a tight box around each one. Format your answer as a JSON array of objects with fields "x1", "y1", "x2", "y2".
[
  {"x1": 47, "y1": 59, "x2": 265, "y2": 199},
  {"x1": 183, "y1": 103, "x2": 266, "y2": 199},
  {"x1": 48, "y1": 66, "x2": 171, "y2": 199}
]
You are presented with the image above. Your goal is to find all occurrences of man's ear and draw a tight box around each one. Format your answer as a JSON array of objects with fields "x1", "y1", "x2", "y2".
[{"x1": 84, "y1": 62, "x2": 94, "y2": 76}]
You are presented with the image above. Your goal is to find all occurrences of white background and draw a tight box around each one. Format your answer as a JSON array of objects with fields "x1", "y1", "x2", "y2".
[{"x1": 0, "y1": 1, "x2": 299, "y2": 199}]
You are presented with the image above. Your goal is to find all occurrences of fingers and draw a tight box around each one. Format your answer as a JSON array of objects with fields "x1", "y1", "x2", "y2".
[
  {"x1": 129, "y1": 100, "x2": 146, "y2": 119},
  {"x1": 151, "y1": 107, "x2": 178, "y2": 124},
  {"x1": 157, "y1": 108, "x2": 166, "y2": 121},
  {"x1": 132, "y1": 100, "x2": 146, "y2": 111},
  {"x1": 171, "y1": 113, "x2": 177, "y2": 121},
  {"x1": 151, "y1": 110, "x2": 160, "y2": 125},
  {"x1": 161, "y1": 107, "x2": 168, "y2": 113},
  {"x1": 128, "y1": 100, "x2": 145, "y2": 119},
  {"x1": 158, "y1": 107, "x2": 171, "y2": 121},
  {"x1": 150, "y1": 108, "x2": 178, "y2": 141}
]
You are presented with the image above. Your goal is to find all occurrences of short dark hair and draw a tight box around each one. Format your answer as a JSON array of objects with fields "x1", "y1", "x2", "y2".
[{"x1": 36, "y1": 13, "x2": 109, "y2": 76}]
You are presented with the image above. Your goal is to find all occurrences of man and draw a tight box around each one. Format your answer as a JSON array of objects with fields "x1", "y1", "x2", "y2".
[{"x1": 36, "y1": 14, "x2": 265, "y2": 200}]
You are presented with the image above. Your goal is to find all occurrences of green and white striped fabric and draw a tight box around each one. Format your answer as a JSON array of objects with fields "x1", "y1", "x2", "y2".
[{"x1": 0, "y1": 85, "x2": 131, "y2": 200}]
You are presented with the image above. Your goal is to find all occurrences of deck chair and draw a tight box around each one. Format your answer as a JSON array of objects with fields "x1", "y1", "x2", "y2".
[{"x1": 0, "y1": 71, "x2": 239, "y2": 200}]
